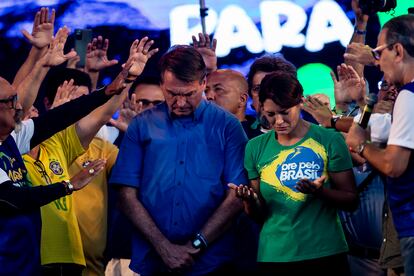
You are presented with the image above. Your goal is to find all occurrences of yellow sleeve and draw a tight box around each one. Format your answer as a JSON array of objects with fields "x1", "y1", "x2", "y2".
[
  {"x1": 101, "y1": 140, "x2": 119, "y2": 174},
  {"x1": 56, "y1": 124, "x2": 86, "y2": 165}
]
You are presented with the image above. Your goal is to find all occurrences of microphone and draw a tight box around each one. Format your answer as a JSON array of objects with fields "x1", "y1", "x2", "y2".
[{"x1": 358, "y1": 93, "x2": 378, "y2": 129}]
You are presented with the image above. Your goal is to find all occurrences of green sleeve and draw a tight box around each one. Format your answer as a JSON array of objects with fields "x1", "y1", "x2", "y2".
[
  {"x1": 244, "y1": 140, "x2": 260, "y2": 179},
  {"x1": 327, "y1": 132, "x2": 353, "y2": 172}
]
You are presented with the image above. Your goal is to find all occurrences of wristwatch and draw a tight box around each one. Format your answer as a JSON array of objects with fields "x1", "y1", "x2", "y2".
[
  {"x1": 356, "y1": 141, "x2": 370, "y2": 155},
  {"x1": 330, "y1": 115, "x2": 342, "y2": 130},
  {"x1": 62, "y1": 180, "x2": 74, "y2": 195},
  {"x1": 191, "y1": 233, "x2": 208, "y2": 250}
]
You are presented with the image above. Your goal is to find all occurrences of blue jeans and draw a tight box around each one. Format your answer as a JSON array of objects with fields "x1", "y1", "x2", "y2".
[{"x1": 400, "y1": 236, "x2": 414, "y2": 276}]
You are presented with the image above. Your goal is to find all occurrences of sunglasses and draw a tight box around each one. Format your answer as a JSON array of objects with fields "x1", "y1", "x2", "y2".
[
  {"x1": 138, "y1": 99, "x2": 164, "y2": 106},
  {"x1": 0, "y1": 94, "x2": 18, "y2": 109}
]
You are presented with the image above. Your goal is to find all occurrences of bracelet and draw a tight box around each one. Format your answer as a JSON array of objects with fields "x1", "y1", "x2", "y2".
[
  {"x1": 62, "y1": 180, "x2": 74, "y2": 195},
  {"x1": 354, "y1": 27, "x2": 366, "y2": 35}
]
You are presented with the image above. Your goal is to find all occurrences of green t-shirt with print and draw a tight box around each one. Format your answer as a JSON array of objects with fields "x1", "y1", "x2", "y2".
[{"x1": 244, "y1": 124, "x2": 352, "y2": 262}]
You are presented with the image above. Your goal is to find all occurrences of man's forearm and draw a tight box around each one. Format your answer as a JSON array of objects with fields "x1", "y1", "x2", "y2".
[
  {"x1": 0, "y1": 180, "x2": 67, "y2": 211},
  {"x1": 30, "y1": 88, "x2": 112, "y2": 148},
  {"x1": 118, "y1": 186, "x2": 170, "y2": 252},
  {"x1": 17, "y1": 59, "x2": 50, "y2": 113},
  {"x1": 13, "y1": 47, "x2": 47, "y2": 87},
  {"x1": 363, "y1": 144, "x2": 410, "y2": 178},
  {"x1": 199, "y1": 190, "x2": 243, "y2": 244},
  {"x1": 76, "y1": 89, "x2": 128, "y2": 148}
]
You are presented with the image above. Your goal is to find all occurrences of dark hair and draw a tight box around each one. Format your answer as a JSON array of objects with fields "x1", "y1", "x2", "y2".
[
  {"x1": 383, "y1": 14, "x2": 414, "y2": 58},
  {"x1": 129, "y1": 74, "x2": 161, "y2": 96},
  {"x1": 259, "y1": 71, "x2": 303, "y2": 109},
  {"x1": 43, "y1": 67, "x2": 92, "y2": 103},
  {"x1": 247, "y1": 54, "x2": 297, "y2": 97},
  {"x1": 158, "y1": 45, "x2": 206, "y2": 84}
]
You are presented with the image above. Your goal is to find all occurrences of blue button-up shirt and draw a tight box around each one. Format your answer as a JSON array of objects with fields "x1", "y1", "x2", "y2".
[{"x1": 110, "y1": 100, "x2": 248, "y2": 275}]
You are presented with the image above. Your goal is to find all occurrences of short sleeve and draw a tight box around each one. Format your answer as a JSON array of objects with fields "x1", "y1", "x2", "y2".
[
  {"x1": 57, "y1": 124, "x2": 85, "y2": 165},
  {"x1": 327, "y1": 131, "x2": 353, "y2": 172},
  {"x1": 0, "y1": 168, "x2": 10, "y2": 184},
  {"x1": 244, "y1": 140, "x2": 260, "y2": 180},
  {"x1": 11, "y1": 119, "x2": 34, "y2": 154},
  {"x1": 109, "y1": 119, "x2": 143, "y2": 188},
  {"x1": 222, "y1": 118, "x2": 248, "y2": 185},
  {"x1": 388, "y1": 90, "x2": 414, "y2": 149}
]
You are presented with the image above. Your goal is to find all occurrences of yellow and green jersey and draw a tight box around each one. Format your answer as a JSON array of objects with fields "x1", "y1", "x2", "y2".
[
  {"x1": 245, "y1": 124, "x2": 352, "y2": 262},
  {"x1": 23, "y1": 124, "x2": 86, "y2": 266}
]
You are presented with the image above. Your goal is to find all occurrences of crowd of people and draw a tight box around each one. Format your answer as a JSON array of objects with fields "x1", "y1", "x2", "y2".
[{"x1": 0, "y1": 1, "x2": 414, "y2": 276}]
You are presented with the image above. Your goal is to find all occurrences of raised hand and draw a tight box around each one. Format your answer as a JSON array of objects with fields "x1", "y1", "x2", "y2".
[
  {"x1": 22, "y1": 7, "x2": 55, "y2": 49},
  {"x1": 70, "y1": 159, "x2": 107, "y2": 191},
  {"x1": 301, "y1": 96, "x2": 334, "y2": 128},
  {"x1": 85, "y1": 36, "x2": 118, "y2": 72},
  {"x1": 330, "y1": 69, "x2": 351, "y2": 112},
  {"x1": 126, "y1": 37, "x2": 159, "y2": 80},
  {"x1": 344, "y1": 43, "x2": 375, "y2": 66},
  {"x1": 66, "y1": 48, "x2": 81, "y2": 69},
  {"x1": 338, "y1": 64, "x2": 366, "y2": 106},
  {"x1": 109, "y1": 94, "x2": 142, "y2": 132},
  {"x1": 295, "y1": 176, "x2": 326, "y2": 194},
  {"x1": 192, "y1": 33, "x2": 217, "y2": 71},
  {"x1": 51, "y1": 79, "x2": 78, "y2": 109},
  {"x1": 40, "y1": 26, "x2": 77, "y2": 67},
  {"x1": 351, "y1": 0, "x2": 369, "y2": 25}
]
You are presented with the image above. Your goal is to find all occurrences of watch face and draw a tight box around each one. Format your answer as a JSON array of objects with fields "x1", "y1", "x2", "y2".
[{"x1": 192, "y1": 239, "x2": 201, "y2": 248}]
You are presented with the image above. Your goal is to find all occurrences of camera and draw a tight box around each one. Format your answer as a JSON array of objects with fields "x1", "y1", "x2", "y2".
[{"x1": 359, "y1": 0, "x2": 397, "y2": 15}]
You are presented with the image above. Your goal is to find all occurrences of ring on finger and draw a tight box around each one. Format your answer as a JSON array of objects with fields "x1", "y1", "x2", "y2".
[{"x1": 88, "y1": 168, "x2": 95, "y2": 175}]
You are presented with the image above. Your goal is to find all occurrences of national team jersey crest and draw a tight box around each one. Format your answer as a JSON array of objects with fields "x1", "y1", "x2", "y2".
[{"x1": 49, "y1": 160, "x2": 64, "y2": 175}]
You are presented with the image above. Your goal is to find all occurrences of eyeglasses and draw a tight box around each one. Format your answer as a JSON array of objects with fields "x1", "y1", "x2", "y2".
[
  {"x1": 372, "y1": 43, "x2": 395, "y2": 60},
  {"x1": 0, "y1": 94, "x2": 18, "y2": 109},
  {"x1": 138, "y1": 99, "x2": 164, "y2": 106}
]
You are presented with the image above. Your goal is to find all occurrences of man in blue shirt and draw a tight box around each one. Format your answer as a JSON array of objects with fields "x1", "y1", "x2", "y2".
[{"x1": 110, "y1": 45, "x2": 248, "y2": 276}]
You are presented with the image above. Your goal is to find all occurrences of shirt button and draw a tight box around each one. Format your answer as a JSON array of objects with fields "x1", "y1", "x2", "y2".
[
  {"x1": 384, "y1": 213, "x2": 388, "y2": 217},
  {"x1": 176, "y1": 202, "x2": 180, "y2": 206},
  {"x1": 179, "y1": 160, "x2": 184, "y2": 165},
  {"x1": 174, "y1": 222, "x2": 178, "y2": 225},
  {"x1": 178, "y1": 182, "x2": 181, "y2": 186}
]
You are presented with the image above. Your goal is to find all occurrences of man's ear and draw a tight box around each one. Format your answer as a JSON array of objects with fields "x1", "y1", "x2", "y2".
[
  {"x1": 239, "y1": 92, "x2": 248, "y2": 108},
  {"x1": 395, "y1": 43, "x2": 405, "y2": 62}
]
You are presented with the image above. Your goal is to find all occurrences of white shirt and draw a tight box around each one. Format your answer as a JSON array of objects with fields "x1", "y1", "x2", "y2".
[{"x1": 388, "y1": 89, "x2": 414, "y2": 149}]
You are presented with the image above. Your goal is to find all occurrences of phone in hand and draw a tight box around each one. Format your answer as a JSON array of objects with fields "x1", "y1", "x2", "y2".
[{"x1": 74, "y1": 28, "x2": 92, "y2": 68}]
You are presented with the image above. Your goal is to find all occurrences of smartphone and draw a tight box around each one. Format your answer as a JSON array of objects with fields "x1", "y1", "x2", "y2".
[{"x1": 74, "y1": 28, "x2": 92, "y2": 68}]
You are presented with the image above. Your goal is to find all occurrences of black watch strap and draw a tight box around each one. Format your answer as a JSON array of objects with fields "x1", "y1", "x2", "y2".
[{"x1": 191, "y1": 233, "x2": 208, "y2": 250}]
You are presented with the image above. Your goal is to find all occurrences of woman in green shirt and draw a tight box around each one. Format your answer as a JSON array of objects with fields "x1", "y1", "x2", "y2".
[{"x1": 229, "y1": 71, "x2": 358, "y2": 276}]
